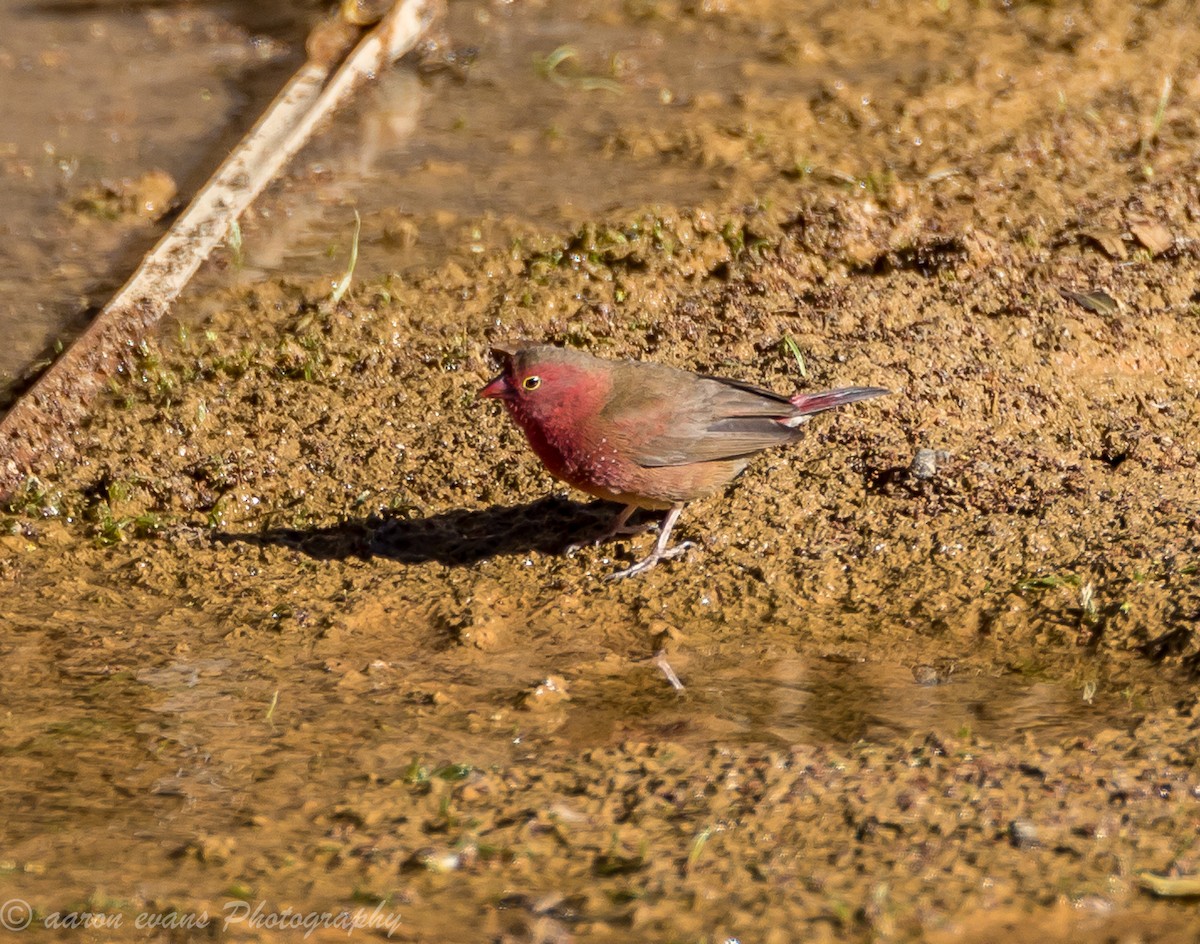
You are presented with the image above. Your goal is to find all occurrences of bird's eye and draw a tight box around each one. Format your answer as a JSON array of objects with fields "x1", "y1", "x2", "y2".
[{"x1": 522, "y1": 376, "x2": 541, "y2": 391}]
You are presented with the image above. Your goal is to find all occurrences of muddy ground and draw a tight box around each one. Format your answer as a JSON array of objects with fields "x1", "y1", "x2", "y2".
[
  {"x1": 0, "y1": 0, "x2": 315, "y2": 400},
  {"x1": 2, "y1": 0, "x2": 1200, "y2": 941}
]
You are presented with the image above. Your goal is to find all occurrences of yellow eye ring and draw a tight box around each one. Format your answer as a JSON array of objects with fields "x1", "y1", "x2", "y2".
[{"x1": 522, "y1": 376, "x2": 541, "y2": 391}]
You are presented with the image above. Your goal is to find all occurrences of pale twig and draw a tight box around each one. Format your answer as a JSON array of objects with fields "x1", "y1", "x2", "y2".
[{"x1": 0, "y1": 0, "x2": 439, "y2": 500}]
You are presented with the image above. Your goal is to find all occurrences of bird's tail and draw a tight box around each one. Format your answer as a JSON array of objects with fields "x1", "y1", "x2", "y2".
[
  {"x1": 786, "y1": 386, "x2": 890, "y2": 422},
  {"x1": 792, "y1": 386, "x2": 888, "y2": 415}
]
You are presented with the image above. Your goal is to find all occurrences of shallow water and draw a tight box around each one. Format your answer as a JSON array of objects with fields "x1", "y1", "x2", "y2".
[{"x1": 0, "y1": 1, "x2": 309, "y2": 394}]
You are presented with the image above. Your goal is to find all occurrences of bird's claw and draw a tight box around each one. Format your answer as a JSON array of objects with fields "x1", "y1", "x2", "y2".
[
  {"x1": 661, "y1": 540, "x2": 695, "y2": 559},
  {"x1": 606, "y1": 540, "x2": 695, "y2": 581},
  {"x1": 564, "y1": 517, "x2": 654, "y2": 556}
]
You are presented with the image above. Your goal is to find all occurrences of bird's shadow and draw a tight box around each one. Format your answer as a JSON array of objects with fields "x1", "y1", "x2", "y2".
[{"x1": 218, "y1": 495, "x2": 627, "y2": 566}]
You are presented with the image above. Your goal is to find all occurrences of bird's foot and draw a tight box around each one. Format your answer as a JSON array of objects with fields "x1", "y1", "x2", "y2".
[
  {"x1": 565, "y1": 508, "x2": 654, "y2": 555},
  {"x1": 564, "y1": 525, "x2": 643, "y2": 554},
  {"x1": 565, "y1": 523, "x2": 650, "y2": 556},
  {"x1": 606, "y1": 540, "x2": 695, "y2": 581}
]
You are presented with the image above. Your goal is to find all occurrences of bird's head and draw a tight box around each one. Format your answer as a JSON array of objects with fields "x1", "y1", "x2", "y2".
[{"x1": 479, "y1": 343, "x2": 610, "y2": 427}]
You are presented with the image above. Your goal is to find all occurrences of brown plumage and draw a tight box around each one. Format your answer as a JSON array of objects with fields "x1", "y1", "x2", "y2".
[{"x1": 480, "y1": 343, "x2": 888, "y2": 578}]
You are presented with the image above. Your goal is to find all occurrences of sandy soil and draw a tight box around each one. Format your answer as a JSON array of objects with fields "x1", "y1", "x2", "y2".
[{"x1": 2, "y1": 0, "x2": 1199, "y2": 940}]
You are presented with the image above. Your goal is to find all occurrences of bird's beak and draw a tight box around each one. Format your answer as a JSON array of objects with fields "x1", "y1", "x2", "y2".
[
  {"x1": 478, "y1": 373, "x2": 512, "y2": 400},
  {"x1": 480, "y1": 343, "x2": 519, "y2": 400}
]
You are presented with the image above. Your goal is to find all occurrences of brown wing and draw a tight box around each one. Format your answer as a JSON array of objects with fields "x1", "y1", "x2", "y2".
[{"x1": 600, "y1": 363, "x2": 801, "y2": 469}]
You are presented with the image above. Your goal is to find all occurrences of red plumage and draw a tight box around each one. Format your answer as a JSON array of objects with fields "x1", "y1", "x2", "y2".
[{"x1": 480, "y1": 343, "x2": 888, "y2": 579}]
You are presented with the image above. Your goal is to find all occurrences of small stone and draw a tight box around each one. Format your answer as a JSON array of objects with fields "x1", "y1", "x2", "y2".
[
  {"x1": 129, "y1": 169, "x2": 177, "y2": 220},
  {"x1": 1008, "y1": 818, "x2": 1040, "y2": 849},
  {"x1": 910, "y1": 448, "x2": 939, "y2": 480},
  {"x1": 1059, "y1": 288, "x2": 1122, "y2": 316},
  {"x1": 1084, "y1": 229, "x2": 1127, "y2": 259},
  {"x1": 1129, "y1": 220, "x2": 1173, "y2": 255}
]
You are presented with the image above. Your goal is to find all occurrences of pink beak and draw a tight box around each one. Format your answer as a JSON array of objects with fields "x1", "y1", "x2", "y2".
[{"x1": 478, "y1": 374, "x2": 512, "y2": 400}]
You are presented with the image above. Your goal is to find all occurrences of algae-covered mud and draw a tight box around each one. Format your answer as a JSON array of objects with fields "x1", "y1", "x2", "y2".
[{"x1": 3, "y1": 0, "x2": 1200, "y2": 940}]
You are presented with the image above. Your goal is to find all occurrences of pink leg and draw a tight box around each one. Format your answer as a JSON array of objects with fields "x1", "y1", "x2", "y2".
[
  {"x1": 607, "y1": 504, "x2": 694, "y2": 580},
  {"x1": 566, "y1": 503, "x2": 652, "y2": 554}
]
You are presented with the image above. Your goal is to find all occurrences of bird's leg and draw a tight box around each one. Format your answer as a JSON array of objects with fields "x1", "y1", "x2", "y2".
[
  {"x1": 607, "y1": 504, "x2": 694, "y2": 580},
  {"x1": 565, "y1": 503, "x2": 651, "y2": 554},
  {"x1": 603, "y1": 503, "x2": 641, "y2": 538}
]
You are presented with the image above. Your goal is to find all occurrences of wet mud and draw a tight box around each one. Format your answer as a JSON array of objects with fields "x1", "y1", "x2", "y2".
[
  {"x1": 2, "y1": 0, "x2": 1200, "y2": 940},
  {"x1": 0, "y1": 1, "x2": 315, "y2": 400}
]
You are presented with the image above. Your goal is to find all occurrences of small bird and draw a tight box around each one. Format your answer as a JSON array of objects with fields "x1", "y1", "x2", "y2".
[{"x1": 479, "y1": 342, "x2": 888, "y2": 579}]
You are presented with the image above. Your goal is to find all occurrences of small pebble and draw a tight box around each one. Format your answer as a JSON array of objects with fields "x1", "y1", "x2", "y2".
[
  {"x1": 1008, "y1": 819, "x2": 1040, "y2": 849},
  {"x1": 909, "y1": 448, "x2": 943, "y2": 480}
]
